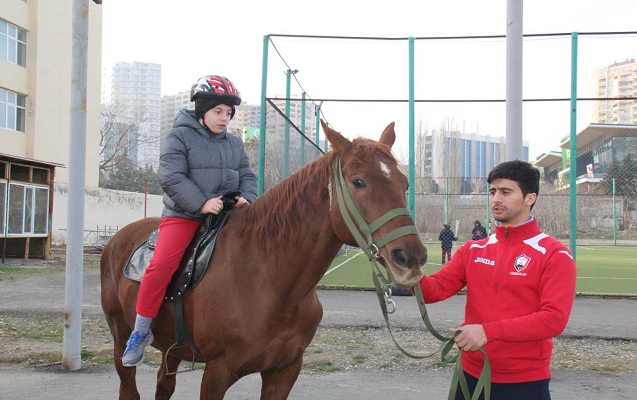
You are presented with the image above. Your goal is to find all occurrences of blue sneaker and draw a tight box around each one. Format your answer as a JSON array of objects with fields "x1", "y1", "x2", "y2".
[{"x1": 121, "y1": 330, "x2": 153, "y2": 367}]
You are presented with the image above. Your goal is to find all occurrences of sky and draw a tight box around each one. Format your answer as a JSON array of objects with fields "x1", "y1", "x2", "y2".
[{"x1": 101, "y1": 0, "x2": 637, "y2": 161}]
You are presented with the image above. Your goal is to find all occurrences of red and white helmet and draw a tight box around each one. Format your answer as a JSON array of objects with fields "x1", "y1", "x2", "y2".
[{"x1": 190, "y1": 75, "x2": 241, "y2": 105}]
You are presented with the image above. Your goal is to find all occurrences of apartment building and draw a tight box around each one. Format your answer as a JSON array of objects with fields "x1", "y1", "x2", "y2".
[
  {"x1": 422, "y1": 130, "x2": 529, "y2": 194},
  {"x1": 1, "y1": 0, "x2": 102, "y2": 257},
  {"x1": 109, "y1": 61, "x2": 162, "y2": 169},
  {"x1": 591, "y1": 59, "x2": 637, "y2": 124},
  {"x1": 1, "y1": 0, "x2": 102, "y2": 185}
]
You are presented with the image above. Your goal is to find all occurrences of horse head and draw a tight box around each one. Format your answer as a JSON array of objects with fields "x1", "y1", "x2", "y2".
[{"x1": 322, "y1": 120, "x2": 427, "y2": 287}]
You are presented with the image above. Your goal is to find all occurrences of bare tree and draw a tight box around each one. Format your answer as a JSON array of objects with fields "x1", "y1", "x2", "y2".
[{"x1": 99, "y1": 102, "x2": 157, "y2": 173}]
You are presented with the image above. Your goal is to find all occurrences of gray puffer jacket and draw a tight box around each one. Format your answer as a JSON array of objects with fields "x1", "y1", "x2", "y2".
[{"x1": 159, "y1": 109, "x2": 258, "y2": 220}]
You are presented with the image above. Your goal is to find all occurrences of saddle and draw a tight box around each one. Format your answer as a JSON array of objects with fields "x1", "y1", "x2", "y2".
[{"x1": 124, "y1": 208, "x2": 232, "y2": 302}]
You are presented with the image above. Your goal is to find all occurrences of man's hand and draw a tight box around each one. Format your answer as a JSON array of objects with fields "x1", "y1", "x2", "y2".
[{"x1": 450, "y1": 324, "x2": 487, "y2": 352}]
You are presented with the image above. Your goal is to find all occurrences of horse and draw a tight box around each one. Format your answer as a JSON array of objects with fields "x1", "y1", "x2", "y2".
[{"x1": 100, "y1": 120, "x2": 428, "y2": 400}]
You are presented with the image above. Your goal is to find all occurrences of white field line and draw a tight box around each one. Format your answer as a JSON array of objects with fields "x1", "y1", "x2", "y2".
[
  {"x1": 324, "y1": 250, "x2": 364, "y2": 276},
  {"x1": 577, "y1": 276, "x2": 637, "y2": 280}
]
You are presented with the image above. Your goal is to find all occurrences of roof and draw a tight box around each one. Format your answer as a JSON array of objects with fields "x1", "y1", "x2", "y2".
[
  {"x1": 0, "y1": 153, "x2": 65, "y2": 168},
  {"x1": 533, "y1": 150, "x2": 562, "y2": 168},
  {"x1": 560, "y1": 124, "x2": 637, "y2": 150}
]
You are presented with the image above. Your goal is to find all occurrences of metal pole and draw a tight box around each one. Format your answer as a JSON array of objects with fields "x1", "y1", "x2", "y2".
[
  {"x1": 445, "y1": 177, "x2": 450, "y2": 224},
  {"x1": 569, "y1": 32, "x2": 578, "y2": 259},
  {"x1": 314, "y1": 101, "x2": 322, "y2": 158},
  {"x1": 144, "y1": 180, "x2": 148, "y2": 218},
  {"x1": 284, "y1": 70, "x2": 291, "y2": 177},
  {"x1": 505, "y1": 0, "x2": 523, "y2": 161},
  {"x1": 612, "y1": 178, "x2": 616, "y2": 246},
  {"x1": 258, "y1": 36, "x2": 269, "y2": 196},
  {"x1": 486, "y1": 182, "x2": 491, "y2": 235},
  {"x1": 408, "y1": 37, "x2": 416, "y2": 219},
  {"x1": 63, "y1": 0, "x2": 89, "y2": 371},
  {"x1": 300, "y1": 92, "x2": 306, "y2": 166}
]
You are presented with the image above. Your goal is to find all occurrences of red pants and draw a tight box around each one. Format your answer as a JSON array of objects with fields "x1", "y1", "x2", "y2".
[{"x1": 136, "y1": 217, "x2": 201, "y2": 318}]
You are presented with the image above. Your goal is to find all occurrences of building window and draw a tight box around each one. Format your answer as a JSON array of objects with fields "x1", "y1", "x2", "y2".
[
  {"x1": 6, "y1": 182, "x2": 49, "y2": 236},
  {"x1": 0, "y1": 88, "x2": 26, "y2": 132},
  {"x1": 0, "y1": 19, "x2": 27, "y2": 67}
]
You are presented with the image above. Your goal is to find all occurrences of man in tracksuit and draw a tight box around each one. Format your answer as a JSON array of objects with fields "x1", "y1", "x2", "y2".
[{"x1": 417, "y1": 160, "x2": 577, "y2": 400}]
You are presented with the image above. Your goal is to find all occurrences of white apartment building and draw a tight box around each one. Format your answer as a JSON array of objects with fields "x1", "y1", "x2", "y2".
[
  {"x1": 1, "y1": 0, "x2": 103, "y2": 186},
  {"x1": 592, "y1": 59, "x2": 637, "y2": 125},
  {"x1": 109, "y1": 61, "x2": 162, "y2": 169}
]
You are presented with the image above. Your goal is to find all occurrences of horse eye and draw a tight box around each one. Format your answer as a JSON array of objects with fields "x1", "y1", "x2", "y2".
[{"x1": 352, "y1": 178, "x2": 366, "y2": 188}]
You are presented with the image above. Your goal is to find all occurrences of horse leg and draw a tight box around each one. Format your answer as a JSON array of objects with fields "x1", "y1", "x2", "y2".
[
  {"x1": 259, "y1": 356, "x2": 303, "y2": 400},
  {"x1": 199, "y1": 361, "x2": 239, "y2": 400},
  {"x1": 105, "y1": 312, "x2": 141, "y2": 400},
  {"x1": 154, "y1": 352, "x2": 181, "y2": 400}
]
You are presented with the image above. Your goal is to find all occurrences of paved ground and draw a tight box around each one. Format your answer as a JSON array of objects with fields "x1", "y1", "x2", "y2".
[{"x1": 0, "y1": 265, "x2": 636, "y2": 399}]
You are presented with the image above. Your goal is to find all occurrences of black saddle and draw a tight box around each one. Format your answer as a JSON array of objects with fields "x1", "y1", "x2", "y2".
[{"x1": 124, "y1": 210, "x2": 231, "y2": 302}]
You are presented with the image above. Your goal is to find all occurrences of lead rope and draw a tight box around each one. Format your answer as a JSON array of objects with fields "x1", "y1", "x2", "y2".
[{"x1": 332, "y1": 156, "x2": 491, "y2": 400}]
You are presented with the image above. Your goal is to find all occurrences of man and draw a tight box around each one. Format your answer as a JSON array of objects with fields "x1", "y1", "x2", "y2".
[
  {"x1": 438, "y1": 223, "x2": 458, "y2": 264},
  {"x1": 417, "y1": 160, "x2": 577, "y2": 400}
]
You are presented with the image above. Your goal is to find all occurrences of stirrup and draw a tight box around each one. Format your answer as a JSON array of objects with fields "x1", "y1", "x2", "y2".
[{"x1": 164, "y1": 342, "x2": 197, "y2": 375}]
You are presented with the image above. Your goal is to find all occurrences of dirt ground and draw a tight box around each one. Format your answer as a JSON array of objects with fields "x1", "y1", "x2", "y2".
[{"x1": 1, "y1": 249, "x2": 636, "y2": 399}]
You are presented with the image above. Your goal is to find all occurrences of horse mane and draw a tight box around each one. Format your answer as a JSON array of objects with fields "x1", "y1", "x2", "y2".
[{"x1": 236, "y1": 152, "x2": 336, "y2": 247}]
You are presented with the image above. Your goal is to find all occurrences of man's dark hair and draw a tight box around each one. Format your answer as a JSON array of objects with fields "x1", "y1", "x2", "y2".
[{"x1": 487, "y1": 160, "x2": 540, "y2": 208}]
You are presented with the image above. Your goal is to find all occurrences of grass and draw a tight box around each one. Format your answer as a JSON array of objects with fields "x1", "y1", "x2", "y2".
[
  {"x1": 0, "y1": 265, "x2": 66, "y2": 281},
  {"x1": 319, "y1": 244, "x2": 637, "y2": 296}
]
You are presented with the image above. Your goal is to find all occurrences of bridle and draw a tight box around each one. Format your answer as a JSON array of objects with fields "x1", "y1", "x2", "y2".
[{"x1": 331, "y1": 155, "x2": 491, "y2": 400}]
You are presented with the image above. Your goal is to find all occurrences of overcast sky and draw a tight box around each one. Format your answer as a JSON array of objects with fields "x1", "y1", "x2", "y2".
[{"x1": 101, "y1": 0, "x2": 637, "y2": 160}]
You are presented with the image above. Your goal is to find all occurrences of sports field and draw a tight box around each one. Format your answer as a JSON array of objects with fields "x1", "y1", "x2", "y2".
[{"x1": 319, "y1": 245, "x2": 637, "y2": 296}]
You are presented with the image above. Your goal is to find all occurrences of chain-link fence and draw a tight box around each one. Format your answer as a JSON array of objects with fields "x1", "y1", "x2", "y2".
[
  {"x1": 412, "y1": 177, "x2": 636, "y2": 296},
  {"x1": 253, "y1": 115, "x2": 637, "y2": 296},
  {"x1": 245, "y1": 99, "x2": 325, "y2": 194},
  {"x1": 257, "y1": 31, "x2": 637, "y2": 296}
]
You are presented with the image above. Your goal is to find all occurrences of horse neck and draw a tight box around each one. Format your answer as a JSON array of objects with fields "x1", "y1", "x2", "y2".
[{"x1": 247, "y1": 155, "x2": 344, "y2": 290}]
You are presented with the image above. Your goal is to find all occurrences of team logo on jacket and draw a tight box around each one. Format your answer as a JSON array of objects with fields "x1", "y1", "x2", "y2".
[{"x1": 514, "y1": 254, "x2": 531, "y2": 272}]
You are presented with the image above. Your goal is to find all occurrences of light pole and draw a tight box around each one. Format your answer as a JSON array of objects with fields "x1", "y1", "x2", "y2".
[
  {"x1": 284, "y1": 69, "x2": 298, "y2": 177},
  {"x1": 315, "y1": 101, "x2": 323, "y2": 158},
  {"x1": 300, "y1": 92, "x2": 306, "y2": 166}
]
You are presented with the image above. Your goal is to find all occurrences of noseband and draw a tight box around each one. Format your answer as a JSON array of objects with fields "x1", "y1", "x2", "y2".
[{"x1": 332, "y1": 156, "x2": 418, "y2": 260}]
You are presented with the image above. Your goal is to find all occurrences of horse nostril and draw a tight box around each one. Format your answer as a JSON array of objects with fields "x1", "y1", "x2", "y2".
[{"x1": 391, "y1": 248, "x2": 408, "y2": 268}]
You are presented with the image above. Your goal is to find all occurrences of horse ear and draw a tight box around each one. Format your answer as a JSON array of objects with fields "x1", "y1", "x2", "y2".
[
  {"x1": 378, "y1": 122, "x2": 396, "y2": 149},
  {"x1": 321, "y1": 119, "x2": 351, "y2": 153}
]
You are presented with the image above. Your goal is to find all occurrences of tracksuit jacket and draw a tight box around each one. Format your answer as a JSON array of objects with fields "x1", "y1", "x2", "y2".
[{"x1": 418, "y1": 218, "x2": 577, "y2": 383}]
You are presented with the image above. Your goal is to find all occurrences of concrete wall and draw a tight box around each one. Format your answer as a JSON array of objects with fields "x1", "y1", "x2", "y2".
[{"x1": 51, "y1": 184, "x2": 164, "y2": 246}]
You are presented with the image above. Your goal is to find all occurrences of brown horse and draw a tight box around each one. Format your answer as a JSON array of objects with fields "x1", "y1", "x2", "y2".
[{"x1": 100, "y1": 121, "x2": 428, "y2": 399}]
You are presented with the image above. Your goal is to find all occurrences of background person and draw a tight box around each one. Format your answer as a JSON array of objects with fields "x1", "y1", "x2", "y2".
[
  {"x1": 418, "y1": 160, "x2": 577, "y2": 400},
  {"x1": 438, "y1": 223, "x2": 458, "y2": 265},
  {"x1": 121, "y1": 75, "x2": 258, "y2": 367},
  {"x1": 471, "y1": 220, "x2": 488, "y2": 240}
]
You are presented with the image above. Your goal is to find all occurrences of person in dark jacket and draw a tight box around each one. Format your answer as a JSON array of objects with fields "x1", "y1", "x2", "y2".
[
  {"x1": 471, "y1": 220, "x2": 488, "y2": 240},
  {"x1": 121, "y1": 75, "x2": 258, "y2": 367},
  {"x1": 438, "y1": 223, "x2": 458, "y2": 264}
]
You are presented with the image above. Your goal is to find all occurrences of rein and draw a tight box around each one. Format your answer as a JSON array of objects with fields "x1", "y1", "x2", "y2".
[{"x1": 332, "y1": 156, "x2": 491, "y2": 400}]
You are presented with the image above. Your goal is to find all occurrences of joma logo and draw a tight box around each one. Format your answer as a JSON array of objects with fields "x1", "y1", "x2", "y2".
[{"x1": 474, "y1": 257, "x2": 495, "y2": 266}]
